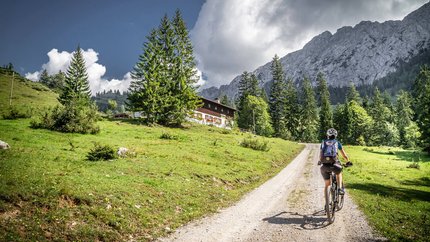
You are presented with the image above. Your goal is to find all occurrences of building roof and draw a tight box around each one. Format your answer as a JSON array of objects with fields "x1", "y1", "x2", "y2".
[{"x1": 200, "y1": 97, "x2": 236, "y2": 111}]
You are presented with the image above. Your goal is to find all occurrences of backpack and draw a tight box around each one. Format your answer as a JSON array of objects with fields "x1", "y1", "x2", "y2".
[{"x1": 322, "y1": 139, "x2": 338, "y2": 164}]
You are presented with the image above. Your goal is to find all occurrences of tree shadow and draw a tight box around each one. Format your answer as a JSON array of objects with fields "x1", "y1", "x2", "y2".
[
  {"x1": 362, "y1": 148, "x2": 430, "y2": 163},
  {"x1": 400, "y1": 177, "x2": 430, "y2": 187},
  {"x1": 262, "y1": 210, "x2": 330, "y2": 230},
  {"x1": 348, "y1": 183, "x2": 430, "y2": 202}
]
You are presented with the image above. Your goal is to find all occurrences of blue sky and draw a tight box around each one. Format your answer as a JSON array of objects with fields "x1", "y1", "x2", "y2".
[
  {"x1": 1, "y1": 0, "x2": 204, "y2": 80},
  {"x1": 1, "y1": 0, "x2": 428, "y2": 93}
]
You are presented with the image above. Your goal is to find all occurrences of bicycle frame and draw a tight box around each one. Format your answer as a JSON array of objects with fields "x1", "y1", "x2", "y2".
[{"x1": 325, "y1": 171, "x2": 344, "y2": 223}]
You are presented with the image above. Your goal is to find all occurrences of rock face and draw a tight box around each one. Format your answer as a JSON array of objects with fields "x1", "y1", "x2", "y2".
[{"x1": 200, "y1": 2, "x2": 430, "y2": 101}]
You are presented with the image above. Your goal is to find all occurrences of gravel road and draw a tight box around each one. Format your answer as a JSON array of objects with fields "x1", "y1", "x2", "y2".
[{"x1": 160, "y1": 144, "x2": 385, "y2": 242}]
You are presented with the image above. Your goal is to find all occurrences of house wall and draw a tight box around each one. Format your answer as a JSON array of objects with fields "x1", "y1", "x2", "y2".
[{"x1": 186, "y1": 110, "x2": 234, "y2": 129}]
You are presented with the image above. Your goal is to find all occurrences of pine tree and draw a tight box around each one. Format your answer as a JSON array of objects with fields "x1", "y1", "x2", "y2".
[
  {"x1": 317, "y1": 73, "x2": 333, "y2": 140},
  {"x1": 128, "y1": 11, "x2": 200, "y2": 126},
  {"x1": 237, "y1": 72, "x2": 262, "y2": 130},
  {"x1": 39, "y1": 69, "x2": 51, "y2": 86},
  {"x1": 128, "y1": 29, "x2": 163, "y2": 124},
  {"x1": 395, "y1": 90, "x2": 417, "y2": 148},
  {"x1": 220, "y1": 94, "x2": 230, "y2": 106},
  {"x1": 284, "y1": 78, "x2": 300, "y2": 140},
  {"x1": 169, "y1": 9, "x2": 201, "y2": 125},
  {"x1": 412, "y1": 65, "x2": 430, "y2": 153},
  {"x1": 346, "y1": 82, "x2": 361, "y2": 103},
  {"x1": 59, "y1": 46, "x2": 91, "y2": 105},
  {"x1": 368, "y1": 87, "x2": 398, "y2": 146},
  {"x1": 300, "y1": 77, "x2": 319, "y2": 142},
  {"x1": 269, "y1": 55, "x2": 286, "y2": 137},
  {"x1": 242, "y1": 95, "x2": 273, "y2": 136}
]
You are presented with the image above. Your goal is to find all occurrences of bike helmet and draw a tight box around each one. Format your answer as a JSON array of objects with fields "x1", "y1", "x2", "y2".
[{"x1": 326, "y1": 128, "x2": 338, "y2": 137}]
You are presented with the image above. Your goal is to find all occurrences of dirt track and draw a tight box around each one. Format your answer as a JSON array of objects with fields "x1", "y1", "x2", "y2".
[{"x1": 160, "y1": 144, "x2": 385, "y2": 242}]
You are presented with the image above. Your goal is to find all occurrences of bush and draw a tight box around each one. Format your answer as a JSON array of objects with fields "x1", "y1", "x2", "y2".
[
  {"x1": 31, "y1": 101, "x2": 100, "y2": 134},
  {"x1": 160, "y1": 132, "x2": 179, "y2": 140},
  {"x1": 3, "y1": 106, "x2": 31, "y2": 119},
  {"x1": 87, "y1": 143, "x2": 117, "y2": 161},
  {"x1": 240, "y1": 136, "x2": 270, "y2": 151}
]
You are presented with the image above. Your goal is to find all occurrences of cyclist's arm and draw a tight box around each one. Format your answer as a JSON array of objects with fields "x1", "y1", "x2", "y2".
[{"x1": 339, "y1": 149, "x2": 349, "y2": 161}]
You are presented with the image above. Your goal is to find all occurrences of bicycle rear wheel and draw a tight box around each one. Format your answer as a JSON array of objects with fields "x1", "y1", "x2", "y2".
[
  {"x1": 325, "y1": 185, "x2": 336, "y2": 223},
  {"x1": 337, "y1": 183, "x2": 345, "y2": 211}
]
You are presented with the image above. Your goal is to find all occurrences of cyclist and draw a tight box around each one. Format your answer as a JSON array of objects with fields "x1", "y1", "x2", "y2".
[{"x1": 319, "y1": 128, "x2": 352, "y2": 195}]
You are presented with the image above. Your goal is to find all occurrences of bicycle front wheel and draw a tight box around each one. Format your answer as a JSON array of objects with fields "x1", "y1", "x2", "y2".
[{"x1": 337, "y1": 183, "x2": 345, "y2": 211}]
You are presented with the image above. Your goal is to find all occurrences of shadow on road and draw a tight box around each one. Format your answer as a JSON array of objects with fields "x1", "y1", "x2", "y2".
[{"x1": 263, "y1": 210, "x2": 330, "y2": 230}]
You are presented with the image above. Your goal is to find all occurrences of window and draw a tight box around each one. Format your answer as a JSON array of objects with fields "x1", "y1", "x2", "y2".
[
  {"x1": 208, "y1": 104, "x2": 211, "y2": 108},
  {"x1": 215, "y1": 106, "x2": 217, "y2": 110}
]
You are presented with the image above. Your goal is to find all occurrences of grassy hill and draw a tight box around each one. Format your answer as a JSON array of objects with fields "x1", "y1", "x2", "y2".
[
  {"x1": 344, "y1": 146, "x2": 430, "y2": 241},
  {"x1": 0, "y1": 119, "x2": 303, "y2": 241},
  {"x1": 0, "y1": 72, "x2": 59, "y2": 118}
]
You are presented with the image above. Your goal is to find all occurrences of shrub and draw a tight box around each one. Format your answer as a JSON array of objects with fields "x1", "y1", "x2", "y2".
[
  {"x1": 407, "y1": 162, "x2": 420, "y2": 169},
  {"x1": 160, "y1": 132, "x2": 179, "y2": 140},
  {"x1": 240, "y1": 137, "x2": 270, "y2": 151},
  {"x1": 87, "y1": 143, "x2": 117, "y2": 161},
  {"x1": 3, "y1": 106, "x2": 30, "y2": 120},
  {"x1": 31, "y1": 102, "x2": 100, "y2": 134}
]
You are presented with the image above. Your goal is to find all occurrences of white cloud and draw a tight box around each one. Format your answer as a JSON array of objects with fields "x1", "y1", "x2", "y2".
[
  {"x1": 25, "y1": 48, "x2": 131, "y2": 95},
  {"x1": 191, "y1": 0, "x2": 428, "y2": 88}
]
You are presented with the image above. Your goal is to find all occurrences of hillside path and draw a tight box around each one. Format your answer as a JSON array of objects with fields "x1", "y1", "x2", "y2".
[{"x1": 160, "y1": 144, "x2": 384, "y2": 242}]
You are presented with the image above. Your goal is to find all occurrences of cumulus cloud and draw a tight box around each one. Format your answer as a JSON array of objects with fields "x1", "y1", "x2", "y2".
[
  {"x1": 25, "y1": 48, "x2": 131, "y2": 95},
  {"x1": 191, "y1": 0, "x2": 428, "y2": 87}
]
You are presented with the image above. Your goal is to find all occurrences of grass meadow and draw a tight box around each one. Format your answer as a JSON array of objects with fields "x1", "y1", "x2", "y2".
[
  {"x1": 344, "y1": 146, "x2": 430, "y2": 241},
  {"x1": 0, "y1": 119, "x2": 303, "y2": 241}
]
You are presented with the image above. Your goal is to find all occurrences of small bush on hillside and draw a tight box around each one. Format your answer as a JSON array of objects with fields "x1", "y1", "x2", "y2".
[
  {"x1": 3, "y1": 106, "x2": 31, "y2": 120},
  {"x1": 31, "y1": 102, "x2": 100, "y2": 134},
  {"x1": 160, "y1": 132, "x2": 179, "y2": 140},
  {"x1": 240, "y1": 137, "x2": 270, "y2": 151},
  {"x1": 407, "y1": 162, "x2": 420, "y2": 169},
  {"x1": 87, "y1": 143, "x2": 117, "y2": 161}
]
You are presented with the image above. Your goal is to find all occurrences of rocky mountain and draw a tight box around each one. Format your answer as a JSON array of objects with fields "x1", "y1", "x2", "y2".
[{"x1": 200, "y1": 2, "x2": 430, "y2": 101}]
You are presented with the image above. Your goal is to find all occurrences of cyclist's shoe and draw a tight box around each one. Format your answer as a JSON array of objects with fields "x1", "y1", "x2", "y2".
[{"x1": 338, "y1": 187, "x2": 345, "y2": 195}]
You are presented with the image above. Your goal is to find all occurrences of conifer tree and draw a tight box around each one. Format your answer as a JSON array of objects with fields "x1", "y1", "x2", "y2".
[
  {"x1": 412, "y1": 65, "x2": 430, "y2": 153},
  {"x1": 242, "y1": 95, "x2": 273, "y2": 136},
  {"x1": 317, "y1": 73, "x2": 333, "y2": 140},
  {"x1": 346, "y1": 82, "x2": 361, "y2": 103},
  {"x1": 269, "y1": 55, "x2": 286, "y2": 137},
  {"x1": 220, "y1": 94, "x2": 230, "y2": 106},
  {"x1": 284, "y1": 78, "x2": 300, "y2": 140},
  {"x1": 300, "y1": 77, "x2": 319, "y2": 142},
  {"x1": 128, "y1": 11, "x2": 200, "y2": 126},
  {"x1": 59, "y1": 46, "x2": 91, "y2": 105},
  {"x1": 39, "y1": 69, "x2": 51, "y2": 86},
  {"x1": 395, "y1": 90, "x2": 418, "y2": 148}
]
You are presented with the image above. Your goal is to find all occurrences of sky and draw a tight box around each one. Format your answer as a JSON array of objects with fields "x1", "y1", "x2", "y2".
[{"x1": 1, "y1": 0, "x2": 428, "y2": 94}]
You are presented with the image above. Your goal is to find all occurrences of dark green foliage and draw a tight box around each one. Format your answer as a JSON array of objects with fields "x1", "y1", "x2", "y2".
[
  {"x1": 284, "y1": 78, "x2": 300, "y2": 140},
  {"x1": 59, "y1": 47, "x2": 91, "y2": 105},
  {"x1": 269, "y1": 55, "x2": 287, "y2": 138},
  {"x1": 93, "y1": 90, "x2": 128, "y2": 112},
  {"x1": 240, "y1": 136, "x2": 270, "y2": 151},
  {"x1": 87, "y1": 143, "x2": 117, "y2": 161},
  {"x1": 334, "y1": 101, "x2": 373, "y2": 145},
  {"x1": 2, "y1": 106, "x2": 31, "y2": 120},
  {"x1": 31, "y1": 102, "x2": 100, "y2": 134},
  {"x1": 237, "y1": 71, "x2": 265, "y2": 130},
  {"x1": 299, "y1": 77, "x2": 318, "y2": 142},
  {"x1": 412, "y1": 65, "x2": 430, "y2": 153},
  {"x1": 240, "y1": 95, "x2": 273, "y2": 136},
  {"x1": 220, "y1": 94, "x2": 231, "y2": 107},
  {"x1": 368, "y1": 88, "x2": 398, "y2": 146},
  {"x1": 127, "y1": 11, "x2": 200, "y2": 126},
  {"x1": 317, "y1": 73, "x2": 333, "y2": 140},
  {"x1": 160, "y1": 132, "x2": 179, "y2": 140},
  {"x1": 395, "y1": 90, "x2": 418, "y2": 148},
  {"x1": 346, "y1": 82, "x2": 361, "y2": 103}
]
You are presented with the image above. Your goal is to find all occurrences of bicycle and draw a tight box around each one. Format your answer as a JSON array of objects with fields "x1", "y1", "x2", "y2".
[{"x1": 323, "y1": 162, "x2": 352, "y2": 224}]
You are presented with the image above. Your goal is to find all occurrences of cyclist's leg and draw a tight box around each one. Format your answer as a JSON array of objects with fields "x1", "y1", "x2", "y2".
[
  {"x1": 333, "y1": 162, "x2": 344, "y2": 194},
  {"x1": 320, "y1": 165, "x2": 331, "y2": 194}
]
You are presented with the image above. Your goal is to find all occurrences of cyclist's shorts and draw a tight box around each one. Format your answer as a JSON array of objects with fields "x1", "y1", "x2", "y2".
[{"x1": 320, "y1": 161, "x2": 342, "y2": 180}]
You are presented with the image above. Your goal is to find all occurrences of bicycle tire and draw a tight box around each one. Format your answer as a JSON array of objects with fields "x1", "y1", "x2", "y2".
[
  {"x1": 329, "y1": 186, "x2": 336, "y2": 223},
  {"x1": 337, "y1": 183, "x2": 345, "y2": 211}
]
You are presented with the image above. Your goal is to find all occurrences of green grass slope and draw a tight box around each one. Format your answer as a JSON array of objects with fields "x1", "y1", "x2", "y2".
[
  {"x1": 344, "y1": 146, "x2": 430, "y2": 241},
  {"x1": 0, "y1": 119, "x2": 303, "y2": 241},
  {"x1": 0, "y1": 73, "x2": 59, "y2": 118}
]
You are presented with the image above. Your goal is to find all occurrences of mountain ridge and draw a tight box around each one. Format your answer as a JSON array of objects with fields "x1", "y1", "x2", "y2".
[{"x1": 200, "y1": 2, "x2": 430, "y2": 101}]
